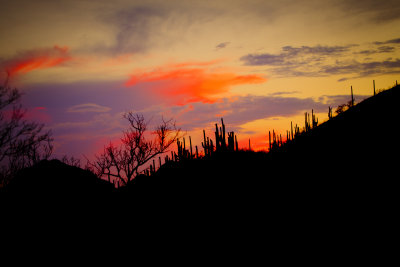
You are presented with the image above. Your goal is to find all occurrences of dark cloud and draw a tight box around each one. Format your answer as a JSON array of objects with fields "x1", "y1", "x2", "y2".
[
  {"x1": 322, "y1": 59, "x2": 400, "y2": 77},
  {"x1": 112, "y1": 7, "x2": 163, "y2": 53},
  {"x1": 240, "y1": 53, "x2": 285, "y2": 66},
  {"x1": 337, "y1": 0, "x2": 400, "y2": 23},
  {"x1": 88, "y1": 2, "x2": 226, "y2": 56},
  {"x1": 281, "y1": 45, "x2": 354, "y2": 56},
  {"x1": 355, "y1": 46, "x2": 395, "y2": 55},
  {"x1": 91, "y1": 6, "x2": 166, "y2": 55},
  {"x1": 241, "y1": 39, "x2": 400, "y2": 80},
  {"x1": 385, "y1": 38, "x2": 400, "y2": 44},
  {"x1": 215, "y1": 42, "x2": 230, "y2": 50},
  {"x1": 240, "y1": 45, "x2": 353, "y2": 78},
  {"x1": 337, "y1": 77, "x2": 349, "y2": 82},
  {"x1": 240, "y1": 44, "x2": 354, "y2": 67},
  {"x1": 376, "y1": 46, "x2": 394, "y2": 53},
  {"x1": 166, "y1": 95, "x2": 326, "y2": 131},
  {"x1": 373, "y1": 37, "x2": 400, "y2": 45},
  {"x1": 268, "y1": 91, "x2": 300, "y2": 96},
  {"x1": 223, "y1": 95, "x2": 325, "y2": 126},
  {"x1": 128, "y1": 93, "x2": 328, "y2": 133}
]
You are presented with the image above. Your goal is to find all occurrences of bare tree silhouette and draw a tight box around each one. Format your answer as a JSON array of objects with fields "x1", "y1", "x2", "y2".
[
  {"x1": 0, "y1": 86, "x2": 53, "y2": 187},
  {"x1": 87, "y1": 112, "x2": 180, "y2": 186}
]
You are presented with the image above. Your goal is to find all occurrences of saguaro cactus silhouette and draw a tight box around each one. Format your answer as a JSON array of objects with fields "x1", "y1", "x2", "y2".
[
  {"x1": 351, "y1": 86, "x2": 355, "y2": 107},
  {"x1": 312, "y1": 109, "x2": 318, "y2": 128}
]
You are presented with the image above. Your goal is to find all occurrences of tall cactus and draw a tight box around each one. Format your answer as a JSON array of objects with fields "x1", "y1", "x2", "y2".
[
  {"x1": 235, "y1": 135, "x2": 238, "y2": 151},
  {"x1": 177, "y1": 136, "x2": 195, "y2": 160},
  {"x1": 227, "y1": 131, "x2": 235, "y2": 151},
  {"x1": 209, "y1": 138, "x2": 214, "y2": 156},
  {"x1": 201, "y1": 131, "x2": 215, "y2": 157},
  {"x1": 312, "y1": 109, "x2": 318, "y2": 128},
  {"x1": 202, "y1": 129, "x2": 208, "y2": 156},
  {"x1": 351, "y1": 85, "x2": 354, "y2": 107},
  {"x1": 215, "y1": 123, "x2": 220, "y2": 151},
  {"x1": 189, "y1": 136, "x2": 193, "y2": 159},
  {"x1": 269, "y1": 131, "x2": 272, "y2": 151},
  {"x1": 305, "y1": 112, "x2": 310, "y2": 132},
  {"x1": 201, "y1": 119, "x2": 241, "y2": 157},
  {"x1": 295, "y1": 124, "x2": 300, "y2": 137},
  {"x1": 221, "y1": 118, "x2": 226, "y2": 149},
  {"x1": 177, "y1": 138, "x2": 183, "y2": 158},
  {"x1": 215, "y1": 118, "x2": 228, "y2": 151},
  {"x1": 373, "y1": 80, "x2": 376, "y2": 96},
  {"x1": 291, "y1": 121, "x2": 294, "y2": 140}
]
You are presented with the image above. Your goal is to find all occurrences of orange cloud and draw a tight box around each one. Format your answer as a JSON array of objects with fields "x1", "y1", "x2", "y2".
[
  {"x1": 125, "y1": 61, "x2": 266, "y2": 105},
  {"x1": 2, "y1": 45, "x2": 71, "y2": 79}
]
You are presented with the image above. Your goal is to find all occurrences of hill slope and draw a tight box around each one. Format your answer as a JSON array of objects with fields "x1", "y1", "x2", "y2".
[
  {"x1": 4, "y1": 159, "x2": 115, "y2": 196},
  {"x1": 123, "y1": 84, "x2": 400, "y2": 207},
  {"x1": 276, "y1": 84, "x2": 399, "y2": 175},
  {"x1": 3, "y1": 85, "x2": 398, "y2": 204}
]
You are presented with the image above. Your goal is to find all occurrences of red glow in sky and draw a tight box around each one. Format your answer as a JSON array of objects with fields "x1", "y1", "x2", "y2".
[
  {"x1": 1, "y1": 0, "x2": 398, "y2": 161},
  {"x1": 125, "y1": 63, "x2": 266, "y2": 105},
  {"x1": 3, "y1": 45, "x2": 71, "y2": 78}
]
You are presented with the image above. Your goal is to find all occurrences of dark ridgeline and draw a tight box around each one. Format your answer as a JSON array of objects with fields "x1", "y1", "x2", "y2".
[
  {"x1": 2, "y1": 83, "x2": 399, "y2": 215},
  {"x1": 4, "y1": 159, "x2": 114, "y2": 196},
  {"x1": 122, "y1": 83, "x2": 400, "y2": 211}
]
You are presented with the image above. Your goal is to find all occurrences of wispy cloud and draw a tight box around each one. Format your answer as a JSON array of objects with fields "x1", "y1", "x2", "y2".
[
  {"x1": 240, "y1": 44, "x2": 355, "y2": 66},
  {"x1": 200, "y1": 95, "x2": 325, "y2": 128},
  {"x1": 337, "y1": 0, "x2": 400, "y2": 23},
  {"x1": 90, "y1": 3, "x2": 222, "y2": 56},
  {"x1": 373, "y1": 38, "x2": 400, "y2": 45},
  {"x1": 240, "y1": 38, "x2": 400, "y2": 80},
  {"x1": 67, "y1": 103, "x2": 112, "y2": 113},
  {"x1": 355, "y1": 46, "x2": 396, "y2": 55},
  {"x1": 134, "y1": 94, "x2": 326, "y2": 132},
  {"x1": 215, "y1": 42, "x2": 230, "y2": 50},
  {"x1": 100, "y1": 6, "x2": 165, "y2": 55},
  {"x1": 322, "y1": 59, "x2": 400, "y2": 75}
]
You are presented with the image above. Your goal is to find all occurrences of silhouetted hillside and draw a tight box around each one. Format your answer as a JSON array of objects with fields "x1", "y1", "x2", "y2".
[
  {"x1": 122, "y1": 84, "x2": 399, "y2": 209},
  {"x1": 274, "y1": 84, "x2": 399, "y2": 170},
  {"x1": 4, "y1": 159, "x2": 114, "y2": 196},
  {"x1": 3, "y1": 85, "x2": 398, "y2": 209}
]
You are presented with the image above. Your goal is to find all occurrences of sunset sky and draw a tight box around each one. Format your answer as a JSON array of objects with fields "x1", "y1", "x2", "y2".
[{"x1": 1, "y1": 0, "x2": 400, "y2": 160}]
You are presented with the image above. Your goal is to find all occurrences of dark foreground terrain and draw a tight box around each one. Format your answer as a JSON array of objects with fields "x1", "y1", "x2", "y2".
[
  {"x1": 2, "y1": 85, "x2": 399, "y2": 214},
  {"x1": 123, "y1": 84, "x2": 399, "y2": 208}
]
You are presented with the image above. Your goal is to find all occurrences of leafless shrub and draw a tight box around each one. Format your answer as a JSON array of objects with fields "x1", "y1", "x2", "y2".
[
  {"x1": 86, "y1": 112, "x2": 180, "y2": 186},
  {"x1": 0, "y1": 86, "x2": 53, "y2": 187}
]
